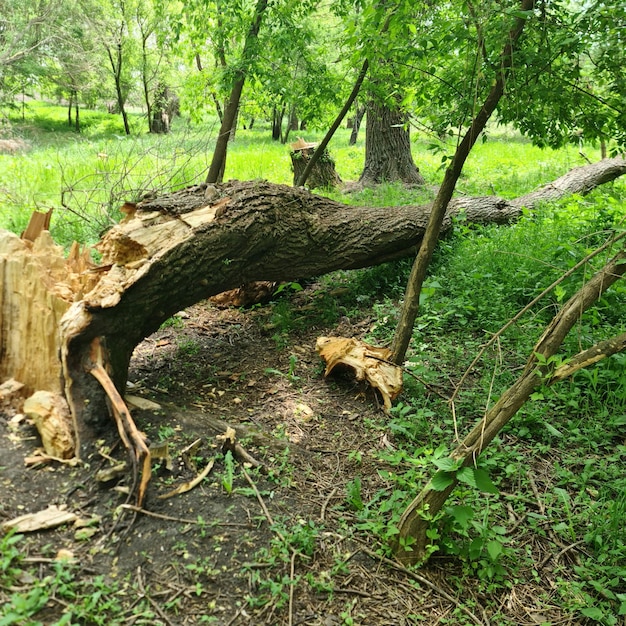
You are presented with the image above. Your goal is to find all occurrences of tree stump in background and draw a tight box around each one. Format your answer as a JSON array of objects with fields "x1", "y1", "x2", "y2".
[{"x1": 290, "y1": 137, "x2": 342, "y2": 189}]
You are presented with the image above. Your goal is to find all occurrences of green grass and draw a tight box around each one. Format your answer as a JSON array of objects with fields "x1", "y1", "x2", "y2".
[{"x1": 0, "y1": 100, "x2": 601, "y2": 247}]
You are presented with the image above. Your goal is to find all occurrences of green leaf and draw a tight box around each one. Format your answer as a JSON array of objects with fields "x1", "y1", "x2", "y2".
[
  {"x1": 544, "y1": 422, "x2": 563, "y2": 437},
  {"x1": 457, "y1": 467, "x2": 499, "y2": 494},
  {"x1": 580, "y1": 607, "x2": 605, "y2": 620},
  {"x1": 430, "y1": 470, "x2": 455, "y2": 491},
  {"x1": 486, "y1": 540, "x2": 503, "y2": 561},
  {"x1": 447, "y1": 505, "x2": 474, "y2": 530},
  {"x1": 432, "y1": 457, "x2": 461, "y2": 472},
  {"x1": 469, "y1": 537, "x2": 484, "y2": 560}
]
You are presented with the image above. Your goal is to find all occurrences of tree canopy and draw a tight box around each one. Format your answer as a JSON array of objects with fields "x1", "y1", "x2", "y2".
[{"x1": 1, "y1": 0, "x2": 624, "y2": 160}]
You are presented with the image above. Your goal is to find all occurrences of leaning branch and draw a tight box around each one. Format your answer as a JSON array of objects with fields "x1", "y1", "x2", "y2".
[{"x1": 394, "y1": 245, "x2": 626, "y2": 564}]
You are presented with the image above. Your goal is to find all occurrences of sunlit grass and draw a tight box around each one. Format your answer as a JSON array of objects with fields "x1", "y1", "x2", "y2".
[{"x1": 0, "y1": 100, "x2": 612, "y2": 246}]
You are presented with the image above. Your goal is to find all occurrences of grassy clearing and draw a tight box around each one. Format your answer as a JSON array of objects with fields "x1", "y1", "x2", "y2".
[{"x1": 1, "y1": 100, "x2": 595, "y2": 246}]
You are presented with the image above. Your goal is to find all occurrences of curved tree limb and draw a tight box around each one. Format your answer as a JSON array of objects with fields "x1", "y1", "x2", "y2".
[{"x1": 1, "y1": 157, "x2": 624, "y2": 457}]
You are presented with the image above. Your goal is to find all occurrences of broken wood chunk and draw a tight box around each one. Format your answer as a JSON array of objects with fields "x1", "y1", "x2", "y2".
[
  {"x1": 23, "y1": 391, "x2": 75, "y2": 459},
  {"x1": 0, "y1": 377, "x2": 25, "y2": 399},
  {"x1": 316, "y1": 336, "x2": 403, "y2": 411},
  {"x1": 2, "y1": 505, "x2": 78, "y2": 533},
  {"x1": 125, "y1": 394, "x2": 162, "y2": 411}
]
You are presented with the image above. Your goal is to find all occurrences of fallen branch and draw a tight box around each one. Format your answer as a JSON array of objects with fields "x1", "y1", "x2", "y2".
[
  {"x1": 395, "y1": 245, "x2": 626, "y2": 564},
  {"x1": 157, "y1": 458, "x2": 215, "y2": 500},
  {"x1": 2, "y1": 157, "x2": 624, "y2": 451}
]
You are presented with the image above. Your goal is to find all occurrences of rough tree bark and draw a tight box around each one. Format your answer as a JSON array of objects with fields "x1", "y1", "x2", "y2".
[
  {"x1": 358, "y1": 100, "x2": 426, "y2": 186},
  {"x1": 349, "y1": 103, "x2": 366, "y2": 146},
  {"x1": 1, "y1": 157, "x2": 624, "y2": 462}
]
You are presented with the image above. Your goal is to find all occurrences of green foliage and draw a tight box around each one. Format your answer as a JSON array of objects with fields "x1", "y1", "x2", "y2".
[
  {"x1": 221, "y1": 450, "x2": 236, "y2": 495},
  {"x1": 0, "y1": 533, "x2": 157, "y2": 624},
  {"x1": 245, "y1": 517, "x2": 322, "y2": 609}
]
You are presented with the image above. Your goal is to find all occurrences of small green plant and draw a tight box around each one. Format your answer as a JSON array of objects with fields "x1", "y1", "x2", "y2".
[
  {"x1": 345, "y1": 476, "x2": 364, "y2": 511},
  {"x1": 0, "y1": 530, "x2": 24, "y2": 586},
  {"x1": 264, "y1": 354, "x2": 300, "y2": 384},
  {"x1": 221, "y1": 450, "x2": 235, "y2": 494},
  {"x1": 176, "y1": 337, "x2": 201, "y2": 357},
  {"x1": 160, "y1": 314, "x2": 185, "y2": 329}
]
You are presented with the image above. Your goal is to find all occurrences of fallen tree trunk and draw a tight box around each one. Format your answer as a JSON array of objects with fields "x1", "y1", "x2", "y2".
[{"x1": 2, "y1": 157, "x2": 625, "y2": 458}]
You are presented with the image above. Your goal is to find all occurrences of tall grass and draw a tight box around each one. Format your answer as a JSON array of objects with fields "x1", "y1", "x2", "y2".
[{"x1": 0, "y1": 100, "x2": 609, "y2": 246}]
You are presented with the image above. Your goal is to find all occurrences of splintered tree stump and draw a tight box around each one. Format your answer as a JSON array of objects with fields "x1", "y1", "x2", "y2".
[
  {"x1": 290, "y1": 138, "x2": 342, "y2": 189},
  {"x1": 0, "y1": 156, "x2": 624, "y2": 463}
]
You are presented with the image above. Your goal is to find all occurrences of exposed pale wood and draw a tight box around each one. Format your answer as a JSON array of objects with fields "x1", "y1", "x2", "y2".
[
  {"x1": 21, "y1": 208, "x2": 52, "y2": 241},
  {"x1": 0, "y1": 378, "x2": 25, "y2": 406},
  {"x1": 23, "y1": 390, "x2": 75, "y2": 459},
  {"x1": 87, "y1": 338, "x2": 151, "y2": 504},
  {"x1": 1, "y1": 505, "x2": 78, "y2": 533},
  {"x1": 316, "y1": 336, "x2": 402, "y2": 411},
  {"x1": 0, "y1": 232, "x2": 72, "y2": 393}
]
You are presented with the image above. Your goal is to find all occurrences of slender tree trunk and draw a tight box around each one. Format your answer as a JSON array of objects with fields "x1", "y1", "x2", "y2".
[
  {"x1": 67, "y1": 92, "x2": 73, "y2": 127},
  {"x1": 195, "y1": 54, "x2": 223, "y2": 122},
  {"x1": 390, "y1": 0, "x2": 535, "y2": 364},
  {"x1": 106, "y1": 38, "x2": 131, "y2": 136},
  {"x1": 74, "y1": 93, "x2": 80, "y2": 132},
  {"x1": 272, "y1": 105, "x2": 285, "y2": 141},
  {"x1": 143, "y1": 74, "x2": 151, "y2": 134},
  {"x1": 349, "y1": 103, "x2": 366, "y2": 145},
  {"x1": 206, "y1": 0, "x2": 269, "y2": 184},
  {"x1": 283, "y1": 105, "x2": 298, "y2": 145},
  {"x1": 229, "y1": 105, "x2": 239, "y2": 142},
  {"x1": 358, "y1": 100, "x2": 425, "y2": 186}
]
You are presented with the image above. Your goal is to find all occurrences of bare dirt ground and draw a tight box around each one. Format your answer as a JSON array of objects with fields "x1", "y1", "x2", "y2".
[{"x1": 0, "y1": 286, "x2": 582, "y2": 625}]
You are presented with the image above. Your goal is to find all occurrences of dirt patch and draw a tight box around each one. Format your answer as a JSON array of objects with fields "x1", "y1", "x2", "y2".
[{"x1": 0, "y1": 289, "x2": 578, "y2": 625}]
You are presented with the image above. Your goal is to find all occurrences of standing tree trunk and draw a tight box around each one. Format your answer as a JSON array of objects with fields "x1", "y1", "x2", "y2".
[
  {"x1": 67, "y1": 91, "x2": 73, "y2": 127},
  {"x1": 349, "y1": 103, "x2": 366, "y2": 145},
  {"x1": 206, "y1": 0, "x2": 269, "y2": 184},
  {"x1": 358, "y1": 100, "x2": 425, "y2": 186},
  {"x1": 74, "y1": 93, "x2": 80, "y2": 132},
  {"x1": 150, "y1": 83, "x2": 171, "y2": 134},
  {"x1": 272, "y1": 105, "x2": 285, "y2": 141},
  {"x1": 105, "y1": 35, "x2": 131, "y2": 136},
  {"x1": 283, "y1": 106, "x2": 298, "y2": 145}
]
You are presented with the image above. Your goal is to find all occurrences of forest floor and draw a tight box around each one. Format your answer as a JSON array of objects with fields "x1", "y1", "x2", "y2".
[{"x1": 0, "y1": 284, "x2": 592, "y2": 625}]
